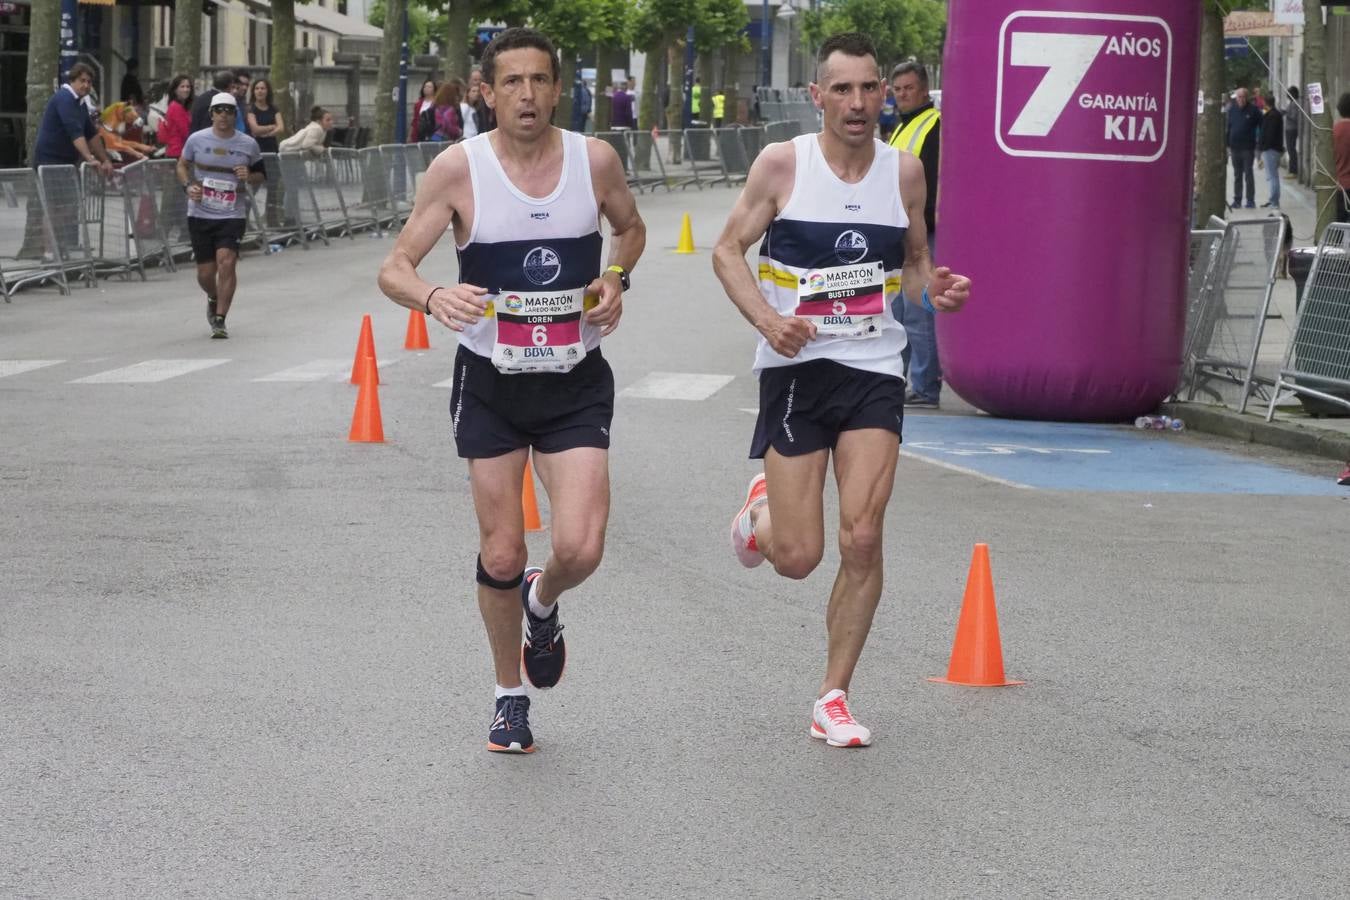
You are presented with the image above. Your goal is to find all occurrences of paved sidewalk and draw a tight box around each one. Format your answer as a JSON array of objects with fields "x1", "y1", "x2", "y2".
[{"x1": 1171, "y1": 161, "x2": 1350, "y2": 464}]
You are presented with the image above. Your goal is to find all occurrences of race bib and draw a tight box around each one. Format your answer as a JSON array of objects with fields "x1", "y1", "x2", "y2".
[
  {"x1": 200, "y1": 176, "x2": 237, "y2": 213},
  {"x1": 491, "y1": 288, "x2": 587, "y2": 374},
  {"x1": 795, "y1": 261, "x2": 885, "y2": 339}
]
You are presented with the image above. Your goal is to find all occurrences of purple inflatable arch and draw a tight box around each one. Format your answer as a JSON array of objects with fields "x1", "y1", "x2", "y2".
[{"x1": 935, "y1": 1, "x2": 1201, "y2": 420}]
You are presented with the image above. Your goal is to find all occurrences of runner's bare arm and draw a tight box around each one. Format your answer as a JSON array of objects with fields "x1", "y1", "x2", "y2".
[
  {"x1": 377, "y1": 145, "x2": 488, "y2": 332},
  {"x1": 898, "y1": 152, "x2": 970, "y2": 313},
  {"x1": 712, "y1": 143, "x2": 817, "y2": 358},
  {"x1": 584, "y1": 138, "x2": 646, "y2": 336}
]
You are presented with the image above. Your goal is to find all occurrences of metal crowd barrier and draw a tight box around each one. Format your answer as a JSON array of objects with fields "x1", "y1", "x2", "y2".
[
  {"x1": 1182, "y1": 217, "x2": 1286, "y2": 413},
  {"x1": 1, "y1": 168, "x2": 71, "y2": 299},
  {"x1": 39, "y1": 165, "x2": 97, "y2": 287},
  {"x1": 1266, "y1": 222, "x2": 1350, "y2": 419}
]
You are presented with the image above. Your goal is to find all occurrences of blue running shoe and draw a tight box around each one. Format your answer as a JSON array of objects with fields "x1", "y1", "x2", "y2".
[
  {"x1": 520, "y1": 566, "x2": 566, "y2": 688},
  {"x1": 487, "y1": 695, "x2": 534, "y2": 753}
]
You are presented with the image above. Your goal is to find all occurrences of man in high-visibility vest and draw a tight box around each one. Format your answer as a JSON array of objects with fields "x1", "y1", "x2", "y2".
[
  {"x1": 712, "y1": 90, "x2": 726, "y2": 128},
  {"x1": 887, "y1": 61, "x2": 943, "y2": 409},
  {"x1": 692, "y1": 77, "x2": 703, "y2": 121}
]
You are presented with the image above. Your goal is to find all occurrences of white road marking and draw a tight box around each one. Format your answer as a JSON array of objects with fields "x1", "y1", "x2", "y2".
[
  {"x1": 432, "y1": 377, "x2": 455, "y2": 388},
  {"x1": 0, "y1": 360, "x2": 64, "y2": 379},
  {"x1": 898, "y1": 448, "x2": 1033, "y2": 489},
  {"x1": 71, "y1": 359, "x2": 230, "y2": 384},
  {"x1": 620, "y1": 372, "x2": 734, "y2": 401},
  {"x1": 253, "y1": 359, "x2": 353, "y2": 382}
]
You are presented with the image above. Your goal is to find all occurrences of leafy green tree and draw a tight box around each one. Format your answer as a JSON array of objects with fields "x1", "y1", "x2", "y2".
[
  {"x1": 692, "y1": 0, "x2": 749, "y2": 121},
  {"x1": 23, "y1": 0, "x2": 58, "y2": 166},
  {"x1": 532, "y1": 0, "x2": 628, "y2": 128},
  {"x1": 370, "y1": 0, "x2": 443, "y2": 57},
  {"x1": 1303, "y1": 0, "x2": 1334, "y2": 238},
  {"x1": 375, "y1": 0, "x2": 406, "y2": 144},
  {"x1": 800, "y1": 0, "x2": 945, "y2": 71},
  {"x1": 269, "y1": 0, "x2": 300, "y2": 133}
]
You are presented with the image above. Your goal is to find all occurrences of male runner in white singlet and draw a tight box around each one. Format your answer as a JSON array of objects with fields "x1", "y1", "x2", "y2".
[
  {"x1": 713, "y1": 33, "x2": 971, "y2": 747},
  {"x1": 378, "y1": 28, "x2": 645, "y2": 753}
]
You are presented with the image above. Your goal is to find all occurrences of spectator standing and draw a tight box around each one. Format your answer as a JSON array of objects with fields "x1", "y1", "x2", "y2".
[
  {"x1": 1333, "y1": 93, "x2": 1350, "y2": 222},
  {"x1": 158, "y1": 76, "x2": 195, "y2": 157},
  {"x1": 1284, "y1": 86, "x2": 1301, "y2": 178},
  {"x1": 571, "y1": 75, "x2": 592, "y2": 132},
  {"x1": 410, "y1": 79, "x2": 437, "y2": 142},
  {"x1": 887, "y1": 61, "x2": 944, "y2": 408},
  {"x1": 469, "y1": 66, "x2": 496, "y2": 133},
  {"x1": 878, "y1": 83, "x2": 898, "y2": 141},
  {"x1": 712, "y1": 89, "x2": 726, "y2": 128},
  {"x1": 1225, "y1": 87, "x2": 1262, "y2": 209},
  {"x1": 461, "y1": 82, "x2": 481, "y2": 139},
  {"x1": 610, "y1": 78, "x2": 636, "y2": 129},
  {"x1": 428, "y1": 81, "x2": 463, "y2": 142},
  {"x1": 33, "y1": 63, "x2": 114, "y2": 253},
  {"x1": 247, "y1": 78, "x2": 284, "y2": 153},
  {"x1": 1257, "y1": 92, "x2": 1284, "y2": 209}
]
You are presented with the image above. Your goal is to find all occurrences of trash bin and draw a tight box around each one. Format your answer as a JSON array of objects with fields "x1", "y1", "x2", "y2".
[
  {"x1": 1287, "y1": 245, "x2": 1350, "y2": 416},
  {"x1": 686, "y1": 121, "x2": 711, "y2": 161}
]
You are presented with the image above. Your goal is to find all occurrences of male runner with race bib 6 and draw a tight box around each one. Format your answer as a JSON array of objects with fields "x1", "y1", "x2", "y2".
[
  {"x1": 379, "y1": 28, "x2": 645, "y2": 754},
  {"x1": 713, "y1": 33, "x2": 971, "y2": 748}
]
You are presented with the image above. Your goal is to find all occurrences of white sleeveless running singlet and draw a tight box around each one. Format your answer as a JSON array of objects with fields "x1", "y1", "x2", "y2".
[
  {"x1": 754, "y1": 134, "x2": 909, "y2": 379},
  {"x1": 455, "y1": 129, "x2": 603, "y2": 362}
]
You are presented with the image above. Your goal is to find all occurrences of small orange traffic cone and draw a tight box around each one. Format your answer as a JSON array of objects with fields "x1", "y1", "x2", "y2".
[
  {"x1": 675, "y1": 213, "x2": 695, "y2": 254},
  {"x1": 405, "y1": 307, "x2": 430, "y2": 350},
  {"x1": 348, "y1": 357, "x2": 385, "y2": 443},
  {"x1": 928, "y1": 544, "x2": 1024, "y2": 687},
  {"x1": 522, "y1": 458, "x2": 544, "y2": 531},
  {"x1": 350, "y1": 314, "x2": 376, "y2": 384}
]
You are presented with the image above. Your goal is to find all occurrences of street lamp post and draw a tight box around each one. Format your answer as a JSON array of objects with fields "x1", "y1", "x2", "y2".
[
  {"x1": 395, "y1": 5, "x2": 409, "y2": 142},
  {"x1": 761, "y1": 0, "x2": 772, "y2": 88}
]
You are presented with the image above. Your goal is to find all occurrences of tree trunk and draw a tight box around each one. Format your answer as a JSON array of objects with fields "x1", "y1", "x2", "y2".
[
  {"x1": 444, "y1": 0, "x2": 472, "y2": 82},
  {"x1": 270, "y1": 0, "x2": 297, "y2": 134},
  {"x1": 699, "y1": 53, "x2": 715, "y2": 122},
  {"x1": 721, "y1": 44, "x2": 740, "y2": 126},
  {"x1": 375, "y1": 0, "x2": 404, "y2": 144},
  {"x1": 558, "y1": 54, "x2": 577, "y2": 131},
  {"x1": 172, "y1": 0, "x2": 203, "y2": 87},
  {"x1": 1305, "y1": 0, "x2": 1335, "y2": 239},
  {"x1": 1194, "y1": 4, "x2": 1225, "y2": 225},
  {"x1": 593, "y1": 44, "x2": 618, "y2": 132},
  {"x1": 665, "y1": 38, "x2": 684, "y2": 162},
  {"x1": 23, "y1": 0, "x2": 58, "y2": 167},
  {"x1": 634, "y1": 40, "x2": 664, "y2": 170}
]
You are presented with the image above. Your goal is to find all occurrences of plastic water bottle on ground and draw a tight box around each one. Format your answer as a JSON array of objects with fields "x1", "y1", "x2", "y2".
[
  {"x1": 1134, "y1": 415, "x2": 1184, "y2": 432},
  {"x1": 266, "y1": 243, "x2": 283, "y2": 254}
]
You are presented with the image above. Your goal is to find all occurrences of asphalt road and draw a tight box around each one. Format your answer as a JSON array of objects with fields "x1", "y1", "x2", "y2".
[{"x1": 2, "y1": 185, "x2": 1347, "y2": 898}]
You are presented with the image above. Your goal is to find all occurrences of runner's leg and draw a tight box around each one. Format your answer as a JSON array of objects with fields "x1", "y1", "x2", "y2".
[
  {"x1": 468, "y1": 448, "x2": 530, "y2": 687},
  {"x1": 754, "y1": 447, "x2": 829, "y2": 580},
  {"x1": 214, "y1": 247, "x2": 238, "y2": 317},
  {"x1": 820, "y1": 428, "x2": 898, "y2": 696},
  {"x1": 531, "y1": 446, "x2": 609, "y2": 605},
  {"x1": 195, "y1": 260, "x2": 217, "y2": 298}
]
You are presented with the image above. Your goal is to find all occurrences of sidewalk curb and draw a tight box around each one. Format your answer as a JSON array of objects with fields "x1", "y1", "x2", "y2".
[{"x1": 1161, "y1": 401, "x2": 1350, "y2": 462}]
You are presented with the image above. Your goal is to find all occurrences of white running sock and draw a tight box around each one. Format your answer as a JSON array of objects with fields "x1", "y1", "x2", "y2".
[
  {"x1": 527, "y1": 577, "x2": 555, "y2": 619},
  {"x1": 495, "y1": 684, "x2": 527, "y2": 699}
]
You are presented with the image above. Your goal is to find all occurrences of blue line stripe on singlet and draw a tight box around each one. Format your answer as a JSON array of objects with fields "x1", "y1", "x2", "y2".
[
  {"x1": 458, "y1": 232, "x2": 603, "y2": 292},
  {"x1": 759, "y1": 219, "x2": 907, "y2": 272}
]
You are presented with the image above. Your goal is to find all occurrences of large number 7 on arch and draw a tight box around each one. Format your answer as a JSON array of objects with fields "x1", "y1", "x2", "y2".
[{"x1": 1007, "y1": 32, "x2": 1107, "y2": 137}]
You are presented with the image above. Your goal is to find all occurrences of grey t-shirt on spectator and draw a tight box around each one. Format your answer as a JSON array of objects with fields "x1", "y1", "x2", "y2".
[{"x1": 181, "y1": 127, "x2": 263, "y2": 220}]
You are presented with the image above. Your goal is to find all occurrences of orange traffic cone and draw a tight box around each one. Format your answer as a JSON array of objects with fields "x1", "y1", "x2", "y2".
[
  {"x1": 522, "y1": 458, "x2": 544, "y2": 532},
  {"x1": 350, "y1": 314, "x2": 376, "y2": 384},
  {"x1": 348, "y1": 357, "x2": 385, "y2": 443},
  {"x1": 928, "y1": 544, "x2": 1024, "y2": 687},
  {"x1": 405, "y1": 307, "x2": 430, "y2": 350}
]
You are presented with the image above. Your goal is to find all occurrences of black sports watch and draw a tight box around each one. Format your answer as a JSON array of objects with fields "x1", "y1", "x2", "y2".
[{"x1": 605, "y1": 265, "x2": 631, "y2": 291}]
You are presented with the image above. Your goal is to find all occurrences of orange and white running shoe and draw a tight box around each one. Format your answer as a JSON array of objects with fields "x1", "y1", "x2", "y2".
[
  {"x1": 729, "y1": 473, "x2": 768, "y2": 568},
  {"x1": 810, "y1": 689, "x2": 873, "y2": 747}
]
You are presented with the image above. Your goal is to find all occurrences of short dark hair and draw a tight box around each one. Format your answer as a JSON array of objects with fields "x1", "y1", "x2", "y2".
[
  {"x1": 1287, "y1": 85, "x2": 1300, "y2": 101},
  {"x1": 481, "y1": 27, "x2": 559, "y2": 87},
  {"x1": 213, "y1": 70, "x2": 235, "y2": 91},
  {"x1": 310, "y1": 105, "x2": 328, "y2": 122},
  {"x1": 66, "y1": 62, "x2": 96, "y2": 83},
  {"x1": 235, "y1": 68, "x2": 251, "y2": 82},
  {"x1": 891, "y1": 61, "x2": 929, "y2": 86},
  {"x1": 815, "y1": 33, "x2": 877, "y2": 83},
  {"x1": 1338, "y1": 92, "x2": 1350, "y2": 119}
]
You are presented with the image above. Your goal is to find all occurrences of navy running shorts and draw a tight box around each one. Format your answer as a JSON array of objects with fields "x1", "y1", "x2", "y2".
[
  {"x1": 449, "y1": 344, "x2": 614, "y2": 459},
  {"x1": 750, "y1": 358, "x2": 904, "y2": 458},
  {"x1": 187, "y1": 216, "x2": 246, "y2": 263}
]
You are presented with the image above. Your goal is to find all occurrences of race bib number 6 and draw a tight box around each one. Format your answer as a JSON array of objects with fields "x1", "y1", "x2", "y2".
[
  {"x1": 795, "y1": 261, "x2": 885, "y2": 339},
  {"x1": 492, "y1": 288, "x2": 587, "y2": 374}
]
